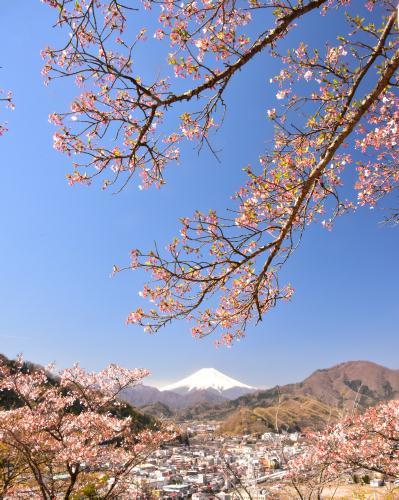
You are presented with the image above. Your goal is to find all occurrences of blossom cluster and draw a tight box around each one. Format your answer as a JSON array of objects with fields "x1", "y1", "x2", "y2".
[
  {"x1": 0, "y1": 356, "x2": 173, "y2": 498},
  {"x1": 41, "y1": 0, "x2": 399, "y2": 343},
  {"x1": 123, "y1": 2, "x2": 399, "y2": 343},
  {"x1": 0, "y1": 89, "x2": 14, "y2": 136},
  {"x1": 287, "y1": 400, "x2": 399, "y2": 495}
]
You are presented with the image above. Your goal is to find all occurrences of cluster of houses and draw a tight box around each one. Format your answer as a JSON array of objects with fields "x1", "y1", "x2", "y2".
[
  {"x1": 127, "y1": 424, "x2": 394, "y2": 498},
  {"x1": 129, "y1": 424, "x2": 300, "y2": 498}
]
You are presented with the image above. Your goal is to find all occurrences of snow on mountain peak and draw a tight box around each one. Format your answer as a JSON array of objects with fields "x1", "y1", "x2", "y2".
[{"x1": 160, "y1": 367, "x2": 255, "y2": 394}]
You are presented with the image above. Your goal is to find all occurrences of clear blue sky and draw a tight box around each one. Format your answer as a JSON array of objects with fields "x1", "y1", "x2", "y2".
[{"x1": 0, "y1": 1, "x2": 397, "y2": 388}]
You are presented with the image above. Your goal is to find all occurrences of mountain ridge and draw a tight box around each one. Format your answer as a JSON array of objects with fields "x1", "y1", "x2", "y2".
[
  {"x1": 208, "y1": 360, "x2": 399, "y2": 433},
  {"x1": 133, "y1": 360, "x2": 399, "y2": 434}
]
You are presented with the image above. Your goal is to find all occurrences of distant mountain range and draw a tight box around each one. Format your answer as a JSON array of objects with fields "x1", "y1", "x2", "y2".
[
  {"x1": 121, "y1": 368, "x2": 257, "y2": 410},
  {"x1": 122, "y1": 361, "x2": 399, "y2": 434},
  {"x1": 2, "y1": 354, "x2": 398, "y2": 435}
]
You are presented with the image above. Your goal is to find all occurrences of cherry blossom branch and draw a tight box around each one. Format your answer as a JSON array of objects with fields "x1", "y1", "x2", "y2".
[
  {"x1": 0, "y1": 89, "x2": 14, "y2": 136},
  {"x1": 43, "y1": 0, "x2": 331, "y2": 189},
  {"x1": 124, "y1": 4, "x2": 399, "y2": 343},
  {"x1": 41, "y1": 1, "x2": 399, "y2": 344}
]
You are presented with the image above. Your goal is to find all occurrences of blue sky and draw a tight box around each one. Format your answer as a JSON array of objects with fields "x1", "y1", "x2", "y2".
[{"x1": 0, "y1": 1, "x2": 397, "y2": 389}]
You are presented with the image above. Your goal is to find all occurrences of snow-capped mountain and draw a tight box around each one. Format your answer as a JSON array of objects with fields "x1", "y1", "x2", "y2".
[
  {"x1": 160, "y1": 368, "x2": 256, "y2": 399},
  {"x1": 121, "y1": 368, "x2": 257, "y2": 414}
]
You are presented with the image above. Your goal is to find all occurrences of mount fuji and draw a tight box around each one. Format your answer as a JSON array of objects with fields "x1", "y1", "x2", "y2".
[
  {"x1": 161, "y1": 368, "x2": 256, "y2": 399},
  {"x1": 121, "y1": 368, "x2": 257, "y2": 413}
]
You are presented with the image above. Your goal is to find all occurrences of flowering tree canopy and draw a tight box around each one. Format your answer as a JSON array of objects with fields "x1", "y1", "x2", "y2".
[
  {"x1": 0, "y1": 356, "x2": 172, "y2": 499},
  {"x1": 287, "y1": 400, "x2": 399, "y2": 498},
  {"x1": 41, "y1": 0, "x2": 399, "y2": 344}
]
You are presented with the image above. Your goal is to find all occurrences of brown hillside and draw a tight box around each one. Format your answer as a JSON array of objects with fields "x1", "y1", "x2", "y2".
[
  {"x1": 297, "y1": 360, "x2": 399, "y2": 408},
  {"x1": 177, "y1": 361, "x2": 399, "y2": 434},
  {"x1": 220, "y1": 396, "x2": 340, "y2": 434}
]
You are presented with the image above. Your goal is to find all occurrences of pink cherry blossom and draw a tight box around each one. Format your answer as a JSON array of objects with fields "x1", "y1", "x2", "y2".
[
  {"x1": 0, "y1": 356, "x2": 173, "y2": 498},
  {"x1": 287, "y1": 400, "x2": 399, "y2": 497},
  {"x1": 40, "y1": 0, "x2": 399, "y2": 343}
]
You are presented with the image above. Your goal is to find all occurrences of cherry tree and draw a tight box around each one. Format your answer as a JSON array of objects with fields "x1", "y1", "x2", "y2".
[
  {"x1": 41, "y1": 0, "x2": 399, "y2": 343},
  {"x1": 285, "y1": 433, "x2": 348, "y2": 499},
  {"x1": 286, "y1": 400, "x2": 399, "y2": 498},
  {"x1": 0, "y1": 442, "x2": 27, "y2": 498},
  {"x1": 0, "y1": 356, "x2": 173, "y2": 499}
]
